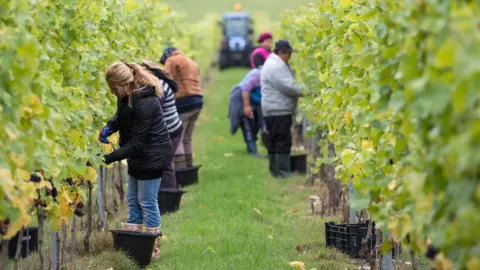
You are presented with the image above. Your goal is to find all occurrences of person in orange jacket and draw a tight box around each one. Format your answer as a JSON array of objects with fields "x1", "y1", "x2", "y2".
[{"x1": 160, "y1": 47, "x2": 203, "y2": 169}]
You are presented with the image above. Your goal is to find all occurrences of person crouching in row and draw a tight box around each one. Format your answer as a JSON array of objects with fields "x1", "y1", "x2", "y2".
[{"x1": 228, "y1": 67, "x2": 268, "y2": 157}]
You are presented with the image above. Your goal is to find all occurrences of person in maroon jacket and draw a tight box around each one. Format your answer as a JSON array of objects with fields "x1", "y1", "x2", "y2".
[{"x1": 249, "y1": 32, "x2": 273, "y2": 69}]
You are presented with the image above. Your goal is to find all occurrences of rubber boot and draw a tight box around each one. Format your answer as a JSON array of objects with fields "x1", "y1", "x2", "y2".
[
  {"x1": 247, "y1": 142, "x2": 265, "y2": 158},
  {"x1": 268, "y1": 154, "x2": 277, "y2": 177},
  {"x1": 146, "y1": 226, "x2": 161, "y2": 260},
  {"x1": 261, "y1": 132, "x2": 269, "y2": 150},
  {"x1": 275, "y1": 154, "x2": 292, "y2": 178}
]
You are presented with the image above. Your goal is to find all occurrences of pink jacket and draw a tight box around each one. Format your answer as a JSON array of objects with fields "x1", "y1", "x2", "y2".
[{"x1": 250, "y1": 47, "x2": 271, "y2": 69}]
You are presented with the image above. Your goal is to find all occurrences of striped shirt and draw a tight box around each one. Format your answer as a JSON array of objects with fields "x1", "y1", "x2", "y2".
[{"x1": 160, "y1": 80, "x2": 182, "y2": 135}]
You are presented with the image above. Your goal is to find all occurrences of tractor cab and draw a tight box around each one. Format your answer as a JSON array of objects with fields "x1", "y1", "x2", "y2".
[{"x1": 218, "y1": 11, "x2": 254, "y2": 70}]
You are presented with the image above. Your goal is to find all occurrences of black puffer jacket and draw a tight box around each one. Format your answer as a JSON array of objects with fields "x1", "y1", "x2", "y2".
[{"x1": 104, "y1": 86, "x2": 173, "y2": 180}]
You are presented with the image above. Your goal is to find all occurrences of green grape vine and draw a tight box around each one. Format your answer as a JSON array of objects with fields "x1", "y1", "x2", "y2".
[
  {"x1": 282, "y1": 0, "x2": 480, "y2": 268},
  {"x1": 0, "y1": 0, "x2": 218, "y2": 240}
]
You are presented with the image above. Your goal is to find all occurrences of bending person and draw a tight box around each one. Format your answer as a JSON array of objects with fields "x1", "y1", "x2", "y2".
[
  {"x1": 161, "y1": 47, "x2": 203, "y2": 169},
  {"x1": 241, "y1": 67, "x2": 268, "y2": 156},
  {"x1": 228, "y1": 67, "x2": 267, "y2": 157},
  {"x1": 99, "y1": 61, "x2": 172, "y2": 259}
]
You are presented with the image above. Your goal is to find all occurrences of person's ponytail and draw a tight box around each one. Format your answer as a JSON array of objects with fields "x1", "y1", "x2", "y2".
[
  {"x1": 141, "y1": 60, "x2": 179, "y2": 93},
  {"x1": 127, "y1": 63, "x2": 163, "y2": 97}
]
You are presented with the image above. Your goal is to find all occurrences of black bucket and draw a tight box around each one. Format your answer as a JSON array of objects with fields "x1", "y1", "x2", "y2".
[
  {"x1": 290, "y1": 154, "x2": 307, "y2": 174},
  {"x1": 175, "y1": 165, "x2": 201, "y2": 187},
  {"x1": 158, "y1": 188, "x2": 187, "y2": 215},
  {"x1": 111, "y1": 230, "x2": 161, "y2": 268},
  {"x1": 8, "y1": 227, "x2": 38, "y2": 259}
]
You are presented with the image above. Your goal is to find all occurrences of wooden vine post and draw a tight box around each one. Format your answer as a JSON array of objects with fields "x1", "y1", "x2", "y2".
[
  {"x1": 0, "y1": 239, "x2": 8, "y2": 270},
  {"x1": 102, "y1": 166, "x2": 108, "y2": 231},
  {"x1": 83, "y1": 180, "x2": 93, "y2": 254},
  {"x1": 37, "y1": 205, "x2": 46, "y2": 270},
  {"x1": 70, "y1": 217, "x2": 76, "y2": 270},
  {"x1": 60, "y1": 222, "x2": 67, "y2": 268},
  {"x1": 97, "y1": 167, "x2": 105, "y2": 231},
  {"x1": 50, "y1": 229, "x2": 57, "y2": 270},
  {"x1": 13, "y1": 227, "x2": 25, "y2": 270}
]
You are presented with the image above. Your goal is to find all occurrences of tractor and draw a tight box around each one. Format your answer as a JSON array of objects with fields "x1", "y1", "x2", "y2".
[{"x1": 218, "y1": 12, "x2": 254, "y2": 70}]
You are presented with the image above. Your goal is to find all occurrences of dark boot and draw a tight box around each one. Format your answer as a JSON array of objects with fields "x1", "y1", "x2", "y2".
[
  {"x1": 247, "y1": 142, "x2": 265, "y2": 158},
  {"x1": 261, "y1": 132, "x2": 269, "y2": 150},
  {"x1": 268, "y1": 154, "x2": 277, "y2": 177},
  {"x1": 275, "y1": 154, "x2": 292, "y2": 178}
]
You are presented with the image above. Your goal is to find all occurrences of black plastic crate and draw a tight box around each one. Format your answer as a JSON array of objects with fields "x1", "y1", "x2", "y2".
[
  {"x1": 8, "y1": 227, "x2": 39, "y2": 259},
  {"x1": 157, "y1": 188, "x2": 186, "y2": 215},
  {"x1": 325, "y1": 221, "x2": 375, "y2": 258},
  {"x1": 175, "y1": 165, "x2": 201, "y2": 187},
  {"x1": 290, "y1": 154, "x2": 307, "y2": 174},
  {"x1": 325, "y1": 221, "x2": 401, "y2": 258}
]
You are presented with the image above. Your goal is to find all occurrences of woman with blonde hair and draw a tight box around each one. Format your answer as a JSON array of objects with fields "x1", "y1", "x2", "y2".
[{"x1": 99, "y1": 61, "x2": 172, "y2": 259}]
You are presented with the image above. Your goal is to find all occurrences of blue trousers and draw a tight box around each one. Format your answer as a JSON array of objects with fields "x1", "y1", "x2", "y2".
[{"x1": 126, "y1": 176, "x2": 161, "y2": 228}]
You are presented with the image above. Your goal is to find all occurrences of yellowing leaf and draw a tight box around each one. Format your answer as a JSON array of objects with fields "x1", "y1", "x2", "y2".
[
  {"x1": 5, "y1": 126, "x2": 18, "y2": 141},
  {"x1": 103, "y1": 143, "x2": 114, "y2": 153},
  {"x1": 344, "y1": 112, "x2": 352, "y2": 125},
  {"x1": 5, "y1": 213, "x2": 31, "y2": 239},
  {"x1": 289, "y1": 261, "x2": 305, "y2": 270},
  {"x1": 110, "y1": 133, "x2": 119, "y2": 145},
  {"x1": 59, "y1": 189, "x2": 73, "y2": 219},
  {"x1": 339, "y1": 0, "x2": 352, "y2": 9},
  {"x1": 0, "y1": 168, "x2": 12, "y2": 179},
  {"x1": 84, "y1": 167, "x2": 97, "y2": 182},
  {"x1": 435, "y1": 38, "x2": 456, "y2": 68},
  {"x1": 361, "y1": 140, "x2": 374, "y2": 152},
  {"x1": 388, "y1": 179, "x2": 397, "y2": 190},
  {"x1": 345, "y1": 11, "x2": 358, "y2": 22},
  {"x1": 434, "y1": 253, "x2": 453, "y2": 270},
  {"x1": 29, "y1": 95, "x2": 44, "y2": 115},
  {"x1": 125, "y1": 0, "x2": 137, "y2": 12},
  {"x1": 14, "y1": 168, "x2": 30, "y2": 182},
  {"x1": 467, "y1": 258, "x2": 480, "y2": 270},
  {"x1": 10, "y1": 153, "x2": 24, "y2": 167}
]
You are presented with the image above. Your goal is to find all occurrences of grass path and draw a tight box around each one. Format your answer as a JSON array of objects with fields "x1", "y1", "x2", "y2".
[
  {"x1": 151, "y1": 69, "x2": 351, "y2": 270},
  {"x1": 162, "y1": 0, "x2": 313, "y2": 22}
]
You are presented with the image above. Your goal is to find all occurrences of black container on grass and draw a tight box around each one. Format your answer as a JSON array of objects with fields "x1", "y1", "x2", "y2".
[
  {"x1": 8, "y1": 227, "x2": 38, "y2": 259},
  {"x1": 158, "y1": 188, "x2": 187, "y2": 215},
  {"x1": 325, "y1": 221, "x2": 376, "y2": 258},
  {"x1": 325, "y1": 221, "x2": 401, "y2": 258},
  {"x1": 111, "y1": 229, "x2": 161, "y2": 268},
  {"x1": 175, "y1": 165, "x2": 201, "y2": 187},
  {"x1": 290, "y1": 154, "x2": 307, "y2": 174}
]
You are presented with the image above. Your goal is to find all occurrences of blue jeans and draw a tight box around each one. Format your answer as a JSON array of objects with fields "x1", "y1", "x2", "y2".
[{"x1": 126, "y1": 176, "x2": 161, "y2": 228}]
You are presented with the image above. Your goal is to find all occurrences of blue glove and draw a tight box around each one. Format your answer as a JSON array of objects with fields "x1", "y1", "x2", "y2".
[{"x1": 99, "y1": 125, "x2": 113, "y2": 144}]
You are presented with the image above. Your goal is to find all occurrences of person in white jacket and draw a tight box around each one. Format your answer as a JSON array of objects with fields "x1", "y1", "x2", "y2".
[{"x1": 261, "y1": 40, "x2": 302, "y2": 178}]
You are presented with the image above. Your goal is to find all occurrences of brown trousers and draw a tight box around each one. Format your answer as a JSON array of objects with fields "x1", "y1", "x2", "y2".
[{"x1": 174, "y1": 109, "x2": 201, "y2": 169}]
